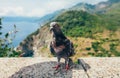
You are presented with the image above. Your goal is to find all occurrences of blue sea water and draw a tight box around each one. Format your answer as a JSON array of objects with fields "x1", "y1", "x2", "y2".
[{"x1": 1, "y1": 21, "x2": 40, "y2": 47}]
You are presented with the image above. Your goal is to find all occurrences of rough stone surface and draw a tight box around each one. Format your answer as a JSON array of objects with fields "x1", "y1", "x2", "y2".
[
  {"x1": 0, "y1": 57, "x2": 120, "y2": 78},
  {"x1": 80, "y1": 57, "x2": 120, "y2": 78},
  {"x1": 0, "y1": 57, "x2": 87, "y2": 78}
]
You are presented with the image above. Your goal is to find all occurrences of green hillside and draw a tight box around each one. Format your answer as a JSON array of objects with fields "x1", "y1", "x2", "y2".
[
  {"x1": 18, "y1": 0, "x2": 120, "y2": 57},
  {"x1": 52, "y1": 1, "x2": 120, "y2": 57},
  {"x1": 54, "y1": 10, "x2": 120, "y2": 38},
  {"x1": 101, "y1": 3, "x2": 120, "y2": 28}
]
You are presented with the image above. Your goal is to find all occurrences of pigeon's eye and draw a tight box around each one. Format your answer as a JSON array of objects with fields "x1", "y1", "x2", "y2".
[{"x1": 55, "y1": 25, "x2": 58, "y2": 28}]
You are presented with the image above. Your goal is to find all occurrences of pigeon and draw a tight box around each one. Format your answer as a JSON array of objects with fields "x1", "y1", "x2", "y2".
[{"x1": 49, "y1": 22, "x2": 75, "y2": 71}]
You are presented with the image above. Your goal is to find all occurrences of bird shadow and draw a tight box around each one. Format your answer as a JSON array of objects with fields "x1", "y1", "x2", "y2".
[{"x1": 9, "y1": 59, "x2": 90, "y2": 78}]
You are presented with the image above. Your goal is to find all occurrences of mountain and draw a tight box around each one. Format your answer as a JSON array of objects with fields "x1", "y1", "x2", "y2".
[
  {"x1": 17, "y1": 0, "x2": 120, "y2": 57},
  {"x1": 108, "y1": 0, "x2": 120, "y2": 3},
  {"x1": 69, "y1": 0, "x2": 120, "y2": 14},
  {"x1": 68, "y1": 3, "x2": 95, "y2": 13},
  {"x1": 94, "y1": 0, "x2": 120, "y2": 13},
  {"x1": 36, "y1": 10, "x2": 64, "y2": 25}
]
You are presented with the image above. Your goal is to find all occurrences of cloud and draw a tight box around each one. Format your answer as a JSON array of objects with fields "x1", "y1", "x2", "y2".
[
  {"x1": 0, "y1": 0, "x2": 107, "y2": 17},
  {"x1": 0, "y1": 6, "x2": 24, "y2": 16},
  {"x1": 25, "y1": 0, "x2": 83, "y2": 17},
  {"x1": 27, "y1": 8, "x2": 47, "y2": 17}
]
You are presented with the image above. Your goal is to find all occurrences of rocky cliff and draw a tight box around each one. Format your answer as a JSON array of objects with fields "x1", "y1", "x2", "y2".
[{"x1": 17, "y1": 25, "x2": 52, "y2": 57}]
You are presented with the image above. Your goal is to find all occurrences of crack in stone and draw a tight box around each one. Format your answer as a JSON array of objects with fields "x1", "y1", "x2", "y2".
[{"x1": 78, "y1": 59, "x2": 90, "y2": 78}]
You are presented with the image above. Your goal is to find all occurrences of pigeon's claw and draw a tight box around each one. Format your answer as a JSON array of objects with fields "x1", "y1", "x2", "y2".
[
  {"x1": 65, "y1": 64, "x2": 70, "y2": 71},
  {"x1": 52, "y1": 65, "x2": 60, "y2": 70}
]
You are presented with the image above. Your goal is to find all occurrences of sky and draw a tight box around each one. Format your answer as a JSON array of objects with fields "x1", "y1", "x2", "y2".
[{"x1": 0, "y1": 0, "x2": 108, "y2": 17}]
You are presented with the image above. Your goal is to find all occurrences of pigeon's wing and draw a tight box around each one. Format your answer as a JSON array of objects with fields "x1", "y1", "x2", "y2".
[
  {"x1": 65, "y1": 40, "x2": 75, "y2": 57},
  {"x1": 50, "y1": 42, "x2": 56, "y2": 56}
]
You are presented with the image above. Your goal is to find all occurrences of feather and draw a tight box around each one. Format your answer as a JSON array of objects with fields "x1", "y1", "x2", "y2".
[{"x1": 50, "y1": 43, "x2": 56, "y2": 56}]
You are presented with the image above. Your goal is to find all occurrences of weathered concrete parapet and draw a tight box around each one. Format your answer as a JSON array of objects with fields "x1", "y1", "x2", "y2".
[
  {"x1": 0, "y1": 57, "x2": 120, "y2": 78},
  {"x1": 79, "y1": 57, "x2": 120, "y2": 78}
]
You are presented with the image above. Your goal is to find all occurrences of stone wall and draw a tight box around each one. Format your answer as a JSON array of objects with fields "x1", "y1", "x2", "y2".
[{"x1": 0, "y1": 57, "x2": 120, "y2": 78}]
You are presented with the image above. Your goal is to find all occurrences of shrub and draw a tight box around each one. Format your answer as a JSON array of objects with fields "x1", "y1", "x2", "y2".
[
  {"x1": 88, "y1": 52, "x2": 95, "y2": 56},
  {"x1": 0, "y1": 18, "x2": 21, "y2": 57},
  {"x1": 86, "y1": 47, "x2": 91, "y2": 51}
]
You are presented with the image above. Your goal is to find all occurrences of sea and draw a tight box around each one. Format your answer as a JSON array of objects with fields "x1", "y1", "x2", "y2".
[{"x1": 1, "y1": 20, "x2": 40, "y2": 47}]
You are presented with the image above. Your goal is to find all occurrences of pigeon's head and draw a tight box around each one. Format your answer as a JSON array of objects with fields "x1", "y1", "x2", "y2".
[{"x1": 50, "y1": 22, "x2": 60, "y2": 33}]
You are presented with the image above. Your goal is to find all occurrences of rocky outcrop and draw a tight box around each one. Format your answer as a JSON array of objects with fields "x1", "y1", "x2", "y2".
[
  {"x1": 17, "y1": 25, "x2": 52, "y2": 57},
  {"x1": 0, "y1": 57, "x2": 120, "y2": 78}
]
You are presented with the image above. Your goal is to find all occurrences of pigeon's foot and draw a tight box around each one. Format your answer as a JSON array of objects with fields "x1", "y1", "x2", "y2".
[
  {"x1": 65, "y1": 64, "x2": 70, "y2": 71},
  {"x1": 52, "y1": 65, "x2": 60, "y2": 70}
]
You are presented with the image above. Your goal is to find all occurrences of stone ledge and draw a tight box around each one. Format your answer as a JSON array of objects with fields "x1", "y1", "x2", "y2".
[
  {"x1": 0, "y1": 57, "x2": 120, "y2": 78},
  {"x1": 80, "y1": 57, "x2": 120, "y2": 78}
]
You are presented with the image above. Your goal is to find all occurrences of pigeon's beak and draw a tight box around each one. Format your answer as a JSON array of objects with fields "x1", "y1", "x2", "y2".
[{"x1": 50, "y1": 26, "x2": 54, "y2": 32}]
